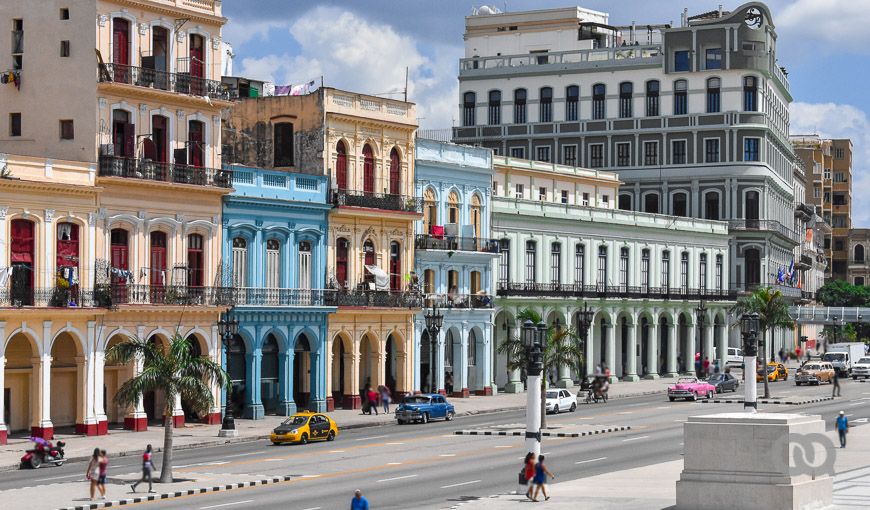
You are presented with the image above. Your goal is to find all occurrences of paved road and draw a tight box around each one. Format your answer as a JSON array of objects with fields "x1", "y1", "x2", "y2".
[{"x1": 5, "y1": 380, "x2": 870, "y2": 510}]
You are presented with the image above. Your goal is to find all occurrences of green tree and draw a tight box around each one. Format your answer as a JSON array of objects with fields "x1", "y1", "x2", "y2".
[
  {"x1": 106, "y1": 333, "x2": 228, "y2": 483},
  {"x1": 497, "y1": 308, "x2": 584, "y2": 429},
  {"x1": 817, "y1": 280, "x2": 870, "y2": 307},
  {"x1": 732, "y1": 287, "x2": 794, "y2": 399}
]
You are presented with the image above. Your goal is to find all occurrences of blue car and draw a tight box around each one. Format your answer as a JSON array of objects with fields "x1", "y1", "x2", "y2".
[{"x1": 395, "y1": 394, "x2": 455, "y2": 424}]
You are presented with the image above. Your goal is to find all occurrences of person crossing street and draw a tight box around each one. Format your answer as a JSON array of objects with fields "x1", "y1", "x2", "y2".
[{"x1": 836, "y1": 411, "x2": 849, "y2": 448}]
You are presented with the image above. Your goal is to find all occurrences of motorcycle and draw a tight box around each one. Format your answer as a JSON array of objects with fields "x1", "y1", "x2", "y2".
[
  {"x1": 20, "y1": 437, "x2": 66, "y2": 469},
  {"x1": 584, "y1": 376, "x2": 609, "y2": 404}
]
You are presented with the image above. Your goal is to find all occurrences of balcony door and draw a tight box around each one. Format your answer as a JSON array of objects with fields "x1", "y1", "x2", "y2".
[
  {"x1": 151, "y1": 115, "x2": 168, "y2": 163},
  {"x1": 152, "y1": 26, "x2": 169, "y2": 89},
  {"x1": 746, "y1": 191, "x2": 760, "y2": 227},
  {"x1": 336, "y1": 141, "x2": 348, "y2": 190},
  {"x1": 10, "y1": 219, "x2": 35, "y2": 304},
  {"x1": 389, "y1": 241, "x2": 401, "y2": 291},
  {"x1": 363, "y1": 144, "x2": 375, "y2": 194},
  {"x1": 112, "y1": 110, "x2": 134, "y2": 158},
  {"x1": 188, "y1": 120, "x2": 204, "y2": 167},
  {"x1": 298, "y1": 241, "x2": 312, "y2": 290},
  {"x1": 189, "y1": 33, "x2": 204, "y2": 95},
  {"x1": 150, "y1": 232, "x2": 167, "y2": 286},
  {"x1": 56, "y1": 222, "x2": 80, "y2": 295},
  {"x1": 363, "y1": 239, "x2": 375, "y2": 286},
  {"x1": 112, "y1": 18, "x2": 130, "y2": 82},
  {"x1": 187, "y1": 234, "x2": 204, "y2": 287},
  {"x1": 389, "y1": 148, "x2": 400, "y2": 195},
  {"x1": 745, "y1": 248, "x2": 761, "y2": 288},
  {"x1": 336, "y1": 238, "x2": 349, "y2": 288},
  {"x1": 111, "y1": 229, "x2": 129, "y2": 302}
]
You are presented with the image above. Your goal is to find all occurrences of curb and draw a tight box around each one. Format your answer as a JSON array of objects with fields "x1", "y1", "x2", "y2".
[
  {"x1": 698, "y1": 396, "x2": 835, "y2": 405},
  {"x1": 55, "y1": 475, "x2": 297, "y2": 510},
  {"x1": 454, "y1": 425, "x2": 631, "y2": 437}
]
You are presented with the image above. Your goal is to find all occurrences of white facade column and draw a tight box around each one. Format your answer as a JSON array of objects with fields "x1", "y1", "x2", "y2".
[
  {"x1": 666, "y1": 315, "x2": 678, "y2": 377},
  {"x1": 605, "y1": 317, "x2": 616, "y2": 383},
  {"x1": 436, "y1": 328, "x2": 446, "y2": 393},
  {"x1": 0, "y1": 208, "x2": 7, "y2": 269},
  {"x1": 686, "y1": 320, "x2": 697, "y2": 375},
  {"x1": 645, "y1": 318, "x2": 659, "y2": 379},
  {"x1": 36, "y1": 321, "x2": 53, "y2": 434},
  {"x1": 584, "y1": 319, "x2": 594, "y2": 377},
  {"x1": 625, "y1": 318, "x2": 639, "y2": 381},
  {"x1": 458, "y1": 322, "x2": 469, "y2": 396},
  {"x1": 505, "y1": 317, "x2": 524, "y2": 393},
  {"x1": 413, "y1": 321, "x2": 422, "y2": 393},
  {"x1": 704, "y1": 322, "x2": 715, "y2": 372},
  {"x1": 0, "y1": 355, "x2": 6, "y2": 443},
  {"x1": 209, "y1": 325, "x2": 221, "y2": 418},
  {"x1": 717, "y1": 320, "x2": 728, "y2": 373},
  {"x1": 482, "y1": 320, "x2": 494, "y2": 394}
]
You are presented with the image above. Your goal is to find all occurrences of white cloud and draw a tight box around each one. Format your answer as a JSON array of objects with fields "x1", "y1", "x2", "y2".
[
  {"x1": 236, "y1": 6, "x2": 459, "y2": 128},
  {"x1": 222, "y1": 19, "x2": 288, "y2": 47},
  {"x1": 790, "y1": 101, "x2": 870, "y2": 226},
  {"x1": 778, "y1": 0, "x2": 870, "y2": 51}
]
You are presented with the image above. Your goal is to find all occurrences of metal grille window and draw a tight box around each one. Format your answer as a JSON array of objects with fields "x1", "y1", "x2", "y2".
[
  {"x1": 619, "y1": 247, "x2": 629, "y2": 289},
  {"x1": 499, "y1": 239, "x2": 510, "y2": 284},
  {"x1": 673, "y1": 193, "x2": 687, "y2": 216},
  {"x1": 644, "y1": 141, "x2": 658, "y2": 166},
  {"x1": 672, "y1": 140, "x2": 687, "y2": 164},
  {"x1": 514, "y1": 88, "x2": 527, "y2": 123},
  {"x1": 525, "y1": 241, "x2": 537, "y2": 284},
  {"x1": 589, "y1": 144, "x2": 604, "y2": 168},
  {"x1": 539, "y1": 87, "x2": 553, "y2": 122},
  {"x1": 744, "y1": 138, "x2": 760, "y2": 161},
  {"x1": 699, "y1": 253, "x2": 707, "y2": 292},
  {"x1": 463, "y1": 91, "x2": 476, "y2": 126},
  {"x1": 617, "y1": 142, "x2": 631, "y2": 167},
  {"x1": 575, "y1": 244, "x2": 585, "y2": 285},
  {"x1": 551, "y1": 243, "x2": 562, "y2": 284},
  {"x1": 645, "y1": 80, "x2": 659, "y2": 116},
  {"x1": 662, "y1": 251, "x2": 671, "y2": 290},
  {"x1": 706, "y1": 78, "x2": 721, "y2": 113},
  {"x1": 536, "y1": 146, "x2": 551, "y2": 162},
  {"x1": 715, "y1": 254, "x2": 723, "y2": 291},
  {"x1": 563, "y1": 145, "x2": 577, "y2": 166},
  {"x1": 641, "y1": 249, "x2": 650, "y2": 291},
  {"x1": 592, "y1": 84, "x2": 606, "y2": 120},
  {"x1": 680, "y1": 251, "x2": 689, "y2": 292},
  {"x1": 299, "y1": 241, "x2": 313, "y2": 289},
  {"x1": 566, "y1": 85, "x2": 579, "y2": 121},
  {"x1": 743, "y1": 76, "x2": 757, "y2": 111},
  {"x1": 597, "y1": 245, "x2": 608, "y2": 289},
  {"x1": 705, "y1": 139, "x2": 720, "y2": 163},
  {"x1": 619, "y1": 82, "x2": 633, "y2": 118},
  {"x1": 673, "y1": 80, "x2": 688, "y2": 115},
  {"x1": 510, "y1": 147, "x2": 525, "y2": 159},
  {"x1": 488, "y1": 90, "x2": 501, "y2": 125}
]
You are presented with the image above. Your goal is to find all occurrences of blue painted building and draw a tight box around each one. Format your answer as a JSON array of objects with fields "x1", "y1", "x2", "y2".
[
  {"x1": 412, "y1": 139, "x2": 498, "y2": 397},
  {"x1": 222, "y1": 166, "x2": 335, "y2": 418}
]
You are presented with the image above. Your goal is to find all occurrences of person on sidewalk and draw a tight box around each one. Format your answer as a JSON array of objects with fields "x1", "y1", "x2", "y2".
[
  {"x1": 523, "y1": 452, "x2": 536, "y2": 500},
  {"x1": 380, "y1": 385, "x2": 391, "y2": 414},
  {"x1": 532, "y1": 454, "x2": 555, "y2": 502},
  {"x1": 703, "y1": 357, "x2": 711, "y2": 378},
  {"x1": 836, "y1": 411, "x2": 849, "y2": 448},
  {"x1": 97, "y1": 450, "x2": 109, "y2": 499},
  {"x1": 367, "y1": 388, "x2": 379, "y2": 415},
  {"x1": 833, "y1": 369, "x2": 841, "y2": 397},
  {"x1": 86, "y1": 448, "x2": 101, "y2": 501},
  {"x1": 131, "y1": 444, "x2": 156, "y2": 493},
  {"x1": 351, "y1": 489, "x2": 369, "y2": 510}
]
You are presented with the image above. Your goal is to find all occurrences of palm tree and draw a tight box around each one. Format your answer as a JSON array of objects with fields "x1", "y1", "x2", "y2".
[
  {"x1": 496, "y1": 308, "x2": 584, "y2": 429},
  {"x1": 106, "y1": 333, "x2": 228, "y2": 483},
  {"x1": 732, "y1": 287, "x2": 794, "y2": 399}
]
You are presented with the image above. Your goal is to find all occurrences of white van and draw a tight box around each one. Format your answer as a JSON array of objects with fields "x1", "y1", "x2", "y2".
[{"x1": 726, "y1": 347, "x2": 743, "y2": 367}]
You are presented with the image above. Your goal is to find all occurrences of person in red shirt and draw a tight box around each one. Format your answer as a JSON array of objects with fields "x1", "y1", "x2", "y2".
[
  {"x1": 523, "y1": 452, "x2": 536, "y2": 500},
  {"x1": 367, "y1": 389, "x2": 379, "y2": 415},
  {"x1": 131, "y1": 444, "x2": 155, "y2": 493}
]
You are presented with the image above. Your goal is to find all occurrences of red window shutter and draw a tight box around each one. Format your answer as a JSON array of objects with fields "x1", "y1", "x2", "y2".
[
  {"x1": 336, "y1": 143, "x2": 348, "y2": 189},
  {"x1": 10, "y1": 219, "x2": 35, "y2": 263},
  {"x1": 363, "y1": 145, "x2": 374, "y2": 194},
  {"x1": 389, "y1": 149, "x2": 400, "y2": 195}
]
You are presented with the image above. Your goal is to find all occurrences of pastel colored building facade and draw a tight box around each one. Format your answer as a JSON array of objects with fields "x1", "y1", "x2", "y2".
[
  {"x1": 221, "y1": 166, "x2": 335, "y2": 418},
  {"x1": 412, "y1": 139, "x2": 498, "y2": 397}
]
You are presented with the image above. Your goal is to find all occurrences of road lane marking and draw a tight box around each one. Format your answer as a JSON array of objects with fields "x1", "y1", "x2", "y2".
[
  {"x1": 301, "y1": 474, "x2": 321, "y2": 478},
  {"x1": 579, "y1": 417, "x2": 594, "y2": 420},
  {"x1": 441, "y1": 480, "x2": 481, "y2": 489},
  {"x1": 200, "y1": 501, "x2": 253, "y2": 509},
  {"x1": 495, "y1": 445, "x2": 513, "y2": 448},
  {"x1": 656, "y1": 406, "x2": 671, "y2": 409},
  {"x1": 301, "y1": 507, "x2": 321, "y2": 510},
  {"x1": 264, "y1": 458, "x2": 283, "y2": 462},
  {"x1": 225, "y1": 452, "x2": 260, "y2": 458},
  {"x1": 622, "y1": 435, "x2": 650, "y2": 442},
  {"x1": 439, "y1": 454, "x2": 456, "y2": 457},
  {"x1": 329, "y1": 450, "x2": 345, "y2": 453},
  {"x1": 377, "y1": 474, "x2": 418, "y2": 483},
  {"x1": 575, "y1": 457, "x2": 607, "y2": 464},
  {"x1": 34, "y1": 473, "x2": 82, "y2": 482},
  {"x1": 387, "y1": 462, "x2": 402, "y2": 465},
  {"x1": 617, "y1": 411, "x2": 633, "y2": 415},
  {"x1": 386, "y1": 442, "x2": 405, "y2": 445},
  {"x1": 355, "y1": 435, "x2": 388, "y2": 441}
]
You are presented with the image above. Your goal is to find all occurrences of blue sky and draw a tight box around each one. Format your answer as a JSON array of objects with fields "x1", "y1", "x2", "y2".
[{"x1": 222, "y1": 0, "x2": 870, "y2": 225}]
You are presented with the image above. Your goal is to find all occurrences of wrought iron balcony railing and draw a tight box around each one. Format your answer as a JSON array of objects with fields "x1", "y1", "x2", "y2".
[
  {"x1": 325, "y1": 289, "x2": 422, "y2": 308},
  {"x1": 230, "y1": 287, "x2": 331, "y2": 307},
  {"x1": 727, "y1": 219, "x2": 800, "y2": 244},
  {"x1": 107, "y1": 284, "x2": 235, "y2": 307},
  {"x1": 99, "y1": 155, "x2": 233, "y2": 189},
  {"x1": 415, "y1": 234, "x2": 500, "y2": 253},
  {"x1": 0, "y1": 286, "x2": 100, "y2": 308},
  {"x1": 330, "y1": 189, "x2": 422, "y2": 213},
  {"x1": 424, "y1": 293, "x2": 494, "y2": 309},
  {"x1": 97, "y1": 63, "x2": 236, "y2": 101},
  {"x1": 497, "y1": 282, "x2": 735, "y2": 301}
]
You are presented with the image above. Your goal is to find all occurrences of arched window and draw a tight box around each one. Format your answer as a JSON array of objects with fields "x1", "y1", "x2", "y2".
[
  {"x1": 56, "y1": 222, "x2": 80, "y2": 292},
  {"x1": 488, "y1": 90, "x2": 501, "y2": 125},
  {"x1": 336, "y1": 140, "x2": 348, "y2": 190},
  {"x1": 672, "y1": 192, "x2": 687, "y2": 217},
  {"x1": 150, "y1": 231, "x2": 167, "y2": 287},
  {"x1": 470, "y1": 271, "x2": 481, "y2": 294},
  {"x1": 745, "y1": 190, "x2": 760, "y2": 222},
  {"x1": 112, "y1": 18, "x2": 130, "y2": 82},
  {"x1": 448, "y1": 190, "x2": 460, "y2": 224},
  {"x1": 112, "y1": 109, "x2": 133, "y2": 158},
  {"x1": 645, "y1": 80, "x2": 660, "y2": 116},
  {"x1": 470, "y1": 194, "x2": 482, "y2": 239},
  {"x1": 10, "y1": 219, "x2": 35, "y2": 304},
  {"x1": 513, "y1": 88, "x2": 527, "y2": 124},
  {"x1": 389, "y1": 241, "x2": 401, "y2": 291},
  {"x1": 745, "y1": 248, "x2": 761, "y2": 287},
  {"x1": 363, "y1": 239, "x2": 376, "y2": 286},
  {"x1": 644, "y1": 193, "x2": 660, "y2": 214},
  {"x1": 539, "y1": 87, "x2": 553, "y2": 122},
  {"x1": 232, "y1": 237, "x2": 248, "y2": 287},
  {"x1": 592, "y1": 84, "x2": 606, "y2": 120},
  {"x1": 618, "y1": 194, "x2": 632, "y2": 211},
  {"x1": 619, "y1": 82, "x2": 633, "y2": 118},
  {"x1": 704, "y1": 192, "x2": 720, "y2": 220},
  {"x1": 423, "y1": 268, "x2": 435, "y2": 294},
  {"x1": 423, "y1": 188, "x2": 437, "y2": 234},
  {"x1": 187, "y1": 234, "x2": 204, "y2": 287},
  {"x1": 673, "y1": 79, "x2": 688, "y2": 115},
  {"x1": 550, "y1": 242, "x2": 562, "y2": 284},
  {"x1": 299, "y1": 241, "x2": 312, "y2": 289},
  {"x1": 706, "y1": 78, "x2": 721, "y2": 113},
  {"x1": 389, "y1": 148, "x2": 401, "y2": 195},
  {"x1": 743, "y1": 76, "x2": 758, "y2": 112},
  {"x1": 566, "y1": 85, "x2": 579, "y2": 121},
  {"x1": 525, "y1": 241, "x2": 536, "y2": 284},
  {"x1": 463, "y1": 91, "x2": 476, "y2": 126},
  {"x1": 110, "y1": 228, "x2": 130, "y2": 286},
  {"x1": 468, "y1": 330, "x2": 477, "y2": 367},
  {"x1": 855, "y1": 244, "x2": 865, "y2": 263},
  {"x1": 362, "y1": 144, "x2": 375, "y2": 194},
  {"x1": 336, "y1": 237, "x2": 349, "y2": 287},
  {"x1": 266, "y1": 239, "x2": 280, "y2": 289}
]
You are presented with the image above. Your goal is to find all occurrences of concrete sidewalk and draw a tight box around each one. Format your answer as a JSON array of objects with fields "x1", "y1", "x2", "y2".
[
  {"x1": 454, "y1": 417, "x2": 870, "y2": 509},
  {"x1": 0, "y1": 377, "x2": 670, "y2": 471}
]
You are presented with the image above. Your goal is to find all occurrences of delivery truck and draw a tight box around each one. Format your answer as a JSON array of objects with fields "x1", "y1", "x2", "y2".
[{"x1": 823, "y1": 343, "x2": 867, "y2": 376}]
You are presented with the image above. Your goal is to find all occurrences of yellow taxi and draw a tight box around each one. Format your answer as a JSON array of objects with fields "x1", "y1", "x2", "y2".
[
  {"x1": 757, "y1": 362, "x2": 788, "y2": 382},
  {"x1": 270, "y1": 411, "x2": 339, "y2": 445}
]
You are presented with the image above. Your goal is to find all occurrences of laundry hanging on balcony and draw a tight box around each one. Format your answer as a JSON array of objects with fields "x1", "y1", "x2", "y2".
[
  {"x1": 1, "y1": 70, "x2": 21, "y2": 89},
  {"x1": 0, "y1": 266, "x2": 14, "y2": 286},
  {"x1": 364, "y1": 265, "x2": 389, "y2": 290}
]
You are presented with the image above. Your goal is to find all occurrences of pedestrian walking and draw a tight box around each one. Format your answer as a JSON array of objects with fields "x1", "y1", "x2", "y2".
[
  {"x1": 703, "y1": 357, "x2": 711, "y2": 378},
  {"x1": 778, "y1": 348, "x2": 785, "y2": 363},
  {"x1": 446, "y1": 372, "x2": 454, "y2": 394},
  {"x1": 695, "y1": 357, "x2": 702, "y2": 378},
  {"x1": 833, "y1": 369, "x2": 841, "y2": 397},
  {"x1": 532, "y1": 454, "x2": 555, "y2": 502},
  {"x1": 351, "y1": 489, "x2": 369, "y2": 510},
  {"x1": 594, "y1": 364, "x2": 602, "y2": 376},
  {"x1": 836, "y1": 411, "x2": 849, "y2": 448},
  {"x1": 522, "y1": 452, "x2": 536, "y2": 500},
  {"x1": 367, "y1": 387, "x2": 379, "y2": 415},
  {"x1": 86, "y1": 448, "x2": 101, "y2": 501},
  {"x1": 97, "y1": 450, "x2": 108, "y2": 499},
  {"x1": 380, "y1": 385, "x2": 391, "y2": 414},
  {"x1": 131, "y1": 444, "x2": 155, "y2": 493}
]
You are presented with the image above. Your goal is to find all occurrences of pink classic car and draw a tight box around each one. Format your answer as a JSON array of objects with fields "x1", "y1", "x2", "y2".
[{"x1": 668, "y1": 377, "x2": 716, "y2": 401}]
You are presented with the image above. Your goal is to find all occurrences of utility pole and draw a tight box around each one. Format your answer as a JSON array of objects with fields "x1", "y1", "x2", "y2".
[{"x1": 522, "y1": 320, "x2": 547, "y2": 456}]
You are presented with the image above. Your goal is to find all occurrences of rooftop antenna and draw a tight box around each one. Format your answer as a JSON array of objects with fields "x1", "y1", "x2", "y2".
[{"x1": 404, "y1": 66, "x2": 408, "y2": 102}]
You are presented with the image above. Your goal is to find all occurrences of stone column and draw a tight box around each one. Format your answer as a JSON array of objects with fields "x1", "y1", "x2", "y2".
[
  {"x1": 0, "y1": 354, "x2": 6, "y2": 444},
  {"x1": 685, "y1": 321, "x2": 697, "y2": 376},
  {"x1": 504, "y1": 318, "x2": 524, "y2": 393},
  {"x1": 278, "y1": 349, "x2": 296, "y2": 415},
  {"x1": 605, "y1": 319, "x2": 617, "y2": 383},
  {"x1": 309, "y1": 350, "x2": 326, "y2": 412},
  {"x1": 412, "y1": 322, "x2": 422, "y2": 394},
  {"x1": 645, "y1": 319, "x2": 659, "y2": 379},
  {"x1": 482, "y1": 321, "x2": 494, "y2": 395},
  {"x1": 436, "y1": 328, "x2": 446, "y2": 394},
  {"x1": 33, "y1": 352, "x2": 53, "y2": 439},
  {"x1": 705, "y1": 322, "x2": 715, "y2": 372},
  {"x1": 624, "y1": 320, "x2": 639, "y2": 381},
  {"x1": 172, "y1": 393, "x2": 184, "y2": 428},
  {"x1": 584, "y1": 320, "x2": 594, "y2": 377},
  {"x1": 666, "y1": 318, "x2": 679, "y2": 377},
  {"x1": 243, "y1": 351, "x2": 264, "y2": 419},
  {"x1": 456, "y1": 323, "x2": 469, "y2": 397}
]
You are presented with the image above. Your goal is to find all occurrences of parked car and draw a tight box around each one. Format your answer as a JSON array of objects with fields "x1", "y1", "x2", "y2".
[
  {"x1": 851, "y1": 357, "x2": 870, "y2": 380},
  {"x1": 545, "y1": 389, "x2": 577, "y2": 414},
  {"x1": 668, "y1": 377, "x2": 716, "y2": 401},
  {"x1": 795, "y1": 362, "x2": 835, "y2": 385},
  {"x1": 270, "y1": 411, "x2": 338, "y2": 445},
  {"x1": 396, "y1": 394, "x2": 455, "y2": 424},
  {"x1": 707, "y1": 372, "x2": 739, "y2": 393},
  {"x1": 725, "y1": 347, "x2": 744, "y2": 368},
  {"x1": 757, "y1": 362, "x2": 788, "y2": 382}
]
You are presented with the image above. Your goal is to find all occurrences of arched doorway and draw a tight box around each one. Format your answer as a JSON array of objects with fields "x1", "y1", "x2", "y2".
[
  {"x1": 331, "y1": 333, "x2": 355, "y2": 408},
  {"x1": 659, "y1": 316, "x2": 669, "y2": 375},
  {"x1": 385, "y1": 334, "x2": 398, "y2": 396},
  {"x1": 261, "y1": 334, "x2": 280, "y2": 414},
  {"x1": 50, "y1": 333, "x2": 82, "y2": 432},
  {"x1": 420, "y1": 330, "x2": 432, "y2": 393},
  {"x1": 293, "y1": 334, "x2": 311, "y2": 409},
  {"x1": 493, "y1": 310, "x2": 516, "y2": 391},
  {"x1": 4, "y1": 333, "x2": 37, "y2": 435},
  {"x1": 143, "y1": 335, "x2": 168, "y2": 424},
  {"x1": 389, "y1": 147, "x2": 401, "y2": 195},
  {"x1": 363, "y1": 144, "x2": 375, "y2": 194},
  {"x1": 678, "y1": 314, "x2": 690, "y2": 374},
  {"x1": 104, "y1": 334, "x2": 134, "y2": 427},
  {"x1": 445, "y1": 328, "x2": 458, "y2": 395},
  {"x1": 336, "y1": 141, "x2": 348, "y2": 190},
  {"x1": 467, "y1": 329, "x2": 479, "y2": 392},
  {"x1": 225, "y1": 334, "x2": 246, "y2": 418},
  {"x1": 638, "y1": 316, "x2": 649, "y2": 376},
  {"x1": 180, "y1": 335, "x2": 205, "y2": 422},
  {"x1": 359, "y1": 333, "x2": 378, "y2": 397},
  {"x1": 618, "y1": 316, "x2": 630, "y2": 379}
]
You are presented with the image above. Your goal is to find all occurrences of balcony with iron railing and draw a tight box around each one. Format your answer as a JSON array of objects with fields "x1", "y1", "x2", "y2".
[
  {"x1": 325, "y1": 288, "x2": 422, "y2": 308},
  {"x1": 424, "y1": 293, "x2": 494, "y2": 309},
  {"x1": 497, "y1": 282, "x2": 734, "y2": 301},
  {"x1": 107, "y1": 284, "x2": 234, "y2": 307},
  {"x1": 415, "y1": 234, "x2": 500, "y2": 253},
  {"x1": 97, "y1": 63, "x2": 236, "y2": 101},
  {"x1": 1, "y1": 286, "x2": 101, "y2": 308},
  {"x1": 230, "y1": 288, "x2": 332, "y2": 307},
  {"x1": 98, "y1": 155, "x2": 233, "y2": 189},
  {"x1": 727, "y1": 219, "x2": 800, "y2": 244},
  {"x1": 330, "y1": 189, "x2": 422, "y2": 214}
]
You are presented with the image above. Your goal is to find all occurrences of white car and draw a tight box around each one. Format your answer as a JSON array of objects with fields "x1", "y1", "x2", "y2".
[
  {"x1": 545, "y1": 389, "x2": 577, "y2": 414},
  {"x1": 852, "y1": 357, "x2": 870, "y2": 380},
  {"x1": 725, "y1": 347, "x2": 743, "y2": 367}
]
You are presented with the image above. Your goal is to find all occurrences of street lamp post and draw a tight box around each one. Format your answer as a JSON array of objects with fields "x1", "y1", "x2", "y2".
[
  {"x1": 695, "y1": 300, "x2": 707, "y2": 377},
  {"x1": 577, "y1": 302, "x2": 594, "y2": 378},
  {"x1": 740, "y1": 312, "x2": 760, "y2": 412},
  {"x1": 424, "y1": 304, "x2": 444, "y2": 394},
  {"x1": 217, "y1": 310, "x2": 240, "y2": 437},
  {"x1": 523, "y1": 320, "x2": 547, "y2": 457}
]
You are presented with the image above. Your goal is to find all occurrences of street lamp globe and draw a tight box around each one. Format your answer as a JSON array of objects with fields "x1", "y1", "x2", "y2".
[
  {"x1": 536, "y1": 321, "x2": 548, "y2": 350},
  {"x1": 522, "y1": 320, "x2": 536, "y2": 348}
]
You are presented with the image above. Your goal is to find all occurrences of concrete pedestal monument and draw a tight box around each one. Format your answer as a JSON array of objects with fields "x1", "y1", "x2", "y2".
[{"x1": 676, "y1": 413, "x2": 833, "y2": 510}]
